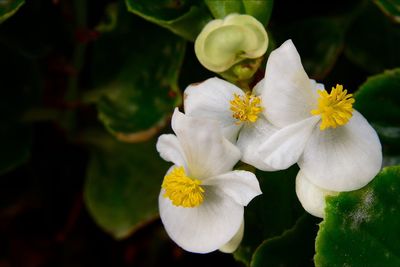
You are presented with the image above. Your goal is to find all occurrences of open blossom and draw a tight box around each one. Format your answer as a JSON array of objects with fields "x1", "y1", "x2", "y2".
[
  {"x1": 156, "y1": 108, "x2": 261, "y2": 253},
  {"x1": 258, "y1": 39, "x2": 382, "y2": 195},
  {"x1": 184, "y1": 77, "x2": 278, "y2": 171}
]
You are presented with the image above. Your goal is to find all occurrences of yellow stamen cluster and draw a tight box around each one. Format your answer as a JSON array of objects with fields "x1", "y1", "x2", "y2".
[
  {"x1": 311, "y1": 84, "x2": 355, "y2": 130},
  {"x1": 230, "y1": 92, "x2": 263, "y2": 124},
  {"x1": 162, "y1": 166, "x2": 204, "y2": 208}
]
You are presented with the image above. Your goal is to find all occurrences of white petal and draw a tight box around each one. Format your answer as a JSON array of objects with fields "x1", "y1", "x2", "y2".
[
  {"x1": 261, "y1": 40, "x2": 318, "y2": 127},
  {"x1": 171, "y1": 108, "x2": 241, "y2": 179},
  {"x1": 236, "y1": 116, "x2": 278, "y2": 171},
  {"x1": 252, "y1": 78, "x2": 265, "y2": 96},
  {"x1": 159, "y1": 187, "x2": 243, "y2": 253},
  {"x1": 156, "y1": 134, "x2": 186, "y2": 168},
  {"x1": 219, "y1": 219, "x2": 244, "y2": 253},
  {"x1": 295, "y1": 170, "x2": 337, "y2": 218},
  {"x1": 310, "y1": 79, "x2": 325, "y2": 92},
  {"x1": 184, "y1": 77, "x2": 243, "y2": 142},
  {"x1": 299, "y1": 111, "x2": 383, "y2": 191},
  {"x1": 204, "y1": 170, "x2": 262, "y2": 206},
  {"x1": 258, "y1": 116, "x2": 320, "y2": 170}
]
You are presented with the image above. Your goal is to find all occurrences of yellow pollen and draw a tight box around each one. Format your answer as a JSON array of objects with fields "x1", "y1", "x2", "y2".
[
  {"x1": 230, "y1": 92, "x2": 263, "y2": 124},
  {"x1": 311, "y1": 84, "x2": 355, "y2": 130},
  {"x1": 162, "y1": 166, "x2": 204, "y2": 208}
]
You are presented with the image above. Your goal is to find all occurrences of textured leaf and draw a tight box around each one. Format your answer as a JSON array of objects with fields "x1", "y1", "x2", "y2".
[
  {"x1": 92, "y1": 9, "x2": 186, "y2": 140},
  {"x1": 251, "y1": 214, "x2": 320, "y2": 267},
  {"x1": 355, "y1": 68, "x2": 400, "y2": 155},
  {"x1": 373, "y1": 0, "x2": 400, "y2": 23},
  {"x1": 0, "y1": 0, "x2": 24, "y2": 24},
  {"x1": 125, "y1": 0, "x2": 212, "y2": 41},
  {"x1": 204, "y1": 0, "x2": 274, "y2": 25},
  {"x1": 315, "y1": 166, "x2": 400, "y2": 266},
  {"x1": 345, "y1": 2, "x2": 400, "y2": 74},
  {"x1": 234, "y1": 166, "x2": 304, "y2": 266},
  {"x1": 276, "y1": 17, "x2": 345, "y2": 80},
  {"x1": 84, "y1": 135, "x2": 169, "y2": 239}
]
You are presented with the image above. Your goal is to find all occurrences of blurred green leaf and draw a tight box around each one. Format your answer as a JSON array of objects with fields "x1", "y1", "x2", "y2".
[
  {"x1": 373, "y1": 0, "x2": 400, "y2": 23},
  {"x1": 204, "y1": 0, "x2": 274, "y2": 25},
  {"x1": 0, "y1": 0, "x2": 24, "y2": 24},
  {"x1": 355, "y1": 68, "x2": 400, "y2": 155},
  {"x1": 0, "y1": 122, "x2": 31, "y2": 175},
  {"x1": 125, "y1": 0, "x2": 212, "y2": 41},
  {"x1": 355, "y1": 68, "x2": 400, "y2": 126},
  {"x1": 315, "y1": 166, "x2": 400, "y2": 267},
  {"x1": 276, "y1": 17, "x2": 345, "y2": 80},
  {"x1": 91, "y1": 9, "x2": 186, "y2": 140},
  {"x1": 234, "y1": 166, "x2": 304, "y2": 266},
  {"x1": 345, "y1": 2, "x2": 400, "y2": 74},
  {"x1": 251, "y1": 214, "x2": 319, "y2": 267},
  {"x1": 84, "y1": 135, "x2": 169, "y2": 239},
  {"x1": 0, "y1": 44, "x2": 39, "y2": 174}
]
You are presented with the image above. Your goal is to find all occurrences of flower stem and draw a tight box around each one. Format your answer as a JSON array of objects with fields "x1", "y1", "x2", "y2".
[{"x1": 64, "y1": 0, "x2": 87, "y2": 134}]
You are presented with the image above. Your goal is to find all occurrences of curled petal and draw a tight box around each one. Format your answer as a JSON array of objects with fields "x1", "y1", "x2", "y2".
[
  {"x1": 219, "y1": 219, "x2": 244, "y2": 253},
  {"x1": 296, "y1": 170, "x2": 337, "y2": 218}
]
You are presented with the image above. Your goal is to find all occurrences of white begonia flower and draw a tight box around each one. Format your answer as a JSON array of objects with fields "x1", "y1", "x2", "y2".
[
  {"x1": 156, "y1": 108, "x2": 262, "y2": 254},
  {"x1": 184, "y1": 77, "x2": 278, "y2": 171},
  {"x1": 258, "y1": 39, "x2": 382, "y2": 192},
  {"x1": 295, "y1": 170, "x2": 338, "y2": 218}
]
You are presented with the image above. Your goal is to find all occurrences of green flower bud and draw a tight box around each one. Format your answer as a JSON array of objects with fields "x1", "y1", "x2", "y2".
[
  {"x1": 220, "y1": 57, "x2": 263, "y2": 83},
  {"x1": 195, "y1": 14, "x2": 268, "y2": 73}
]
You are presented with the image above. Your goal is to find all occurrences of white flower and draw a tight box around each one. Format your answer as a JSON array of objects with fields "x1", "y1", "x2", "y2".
[
  {"x1": 258, "y1": 40, "x2": 382, "y2": 192},
  {"x1": 184, "y1": 77, "x2": 278, "y2": 171},
  {"x1": 156, "y1": 108, "x2": 262, "y2": 253}
]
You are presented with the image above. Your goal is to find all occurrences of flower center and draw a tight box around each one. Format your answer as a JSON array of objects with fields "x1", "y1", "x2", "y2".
[
  {"x1": 311, "y1": 84, "x2": 355, "y2": 130},
  {"x1": 230, "y1": 92, "x2": 263, "y2": 124},
  {"x1": 162, "y1": 166, "x2": 204, "y2": 208}
]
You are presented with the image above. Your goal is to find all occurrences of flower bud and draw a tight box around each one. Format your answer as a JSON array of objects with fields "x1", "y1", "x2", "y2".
[{"x1": 195, "y1": 14, "x2": 268, "y2": 73}]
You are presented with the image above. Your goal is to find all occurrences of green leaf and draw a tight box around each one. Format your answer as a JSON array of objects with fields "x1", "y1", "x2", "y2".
[
  {"x1": 0, "y1": 121, "x2": 31, "y2": 175},
  {"x1": 251, "y1": 214, "x2": 320, "y2": 267},
  {"x1": 373, "y1": 0, "x2": 400, "y2": 23},
  {"x1": 355, "y1": 68, "x2": 400, "y2": 127},
  {"x1": 345, "y1": 2, "x2": 400, "y2": 74},
  {"x1": 0, "y1": 44, "x2": 39, "y2": 174},
  {"x1": 0, "y1": 0, "x2": 24, "y2": 24},
  {"x1": 0, "y1": 0, "x2": 68, "y2": 59},
  {"x1": 84, "y1": 135, "x2": 169, "y2": 239},
  {"x1": 275, "y1": 17, "x2": 345, "y2": 79},
  {"x1": 204, "y1": 0, "x2": 274, "y2": 25},
  {"x1": 355, "y1": 68, "x2": 400, "y2": 155},
  {"x1": 125, "y1": 0, "x2": 212, "y2": 41},
  {"x1": 315, "y1": 166, "x2": 400, "y2": 266},
  {"x1": 91, "y1": 9, "x2": 186, "y2": 139},
  {"x1": 234, "y1": 166, "x2": 304, "y2": 266}
]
